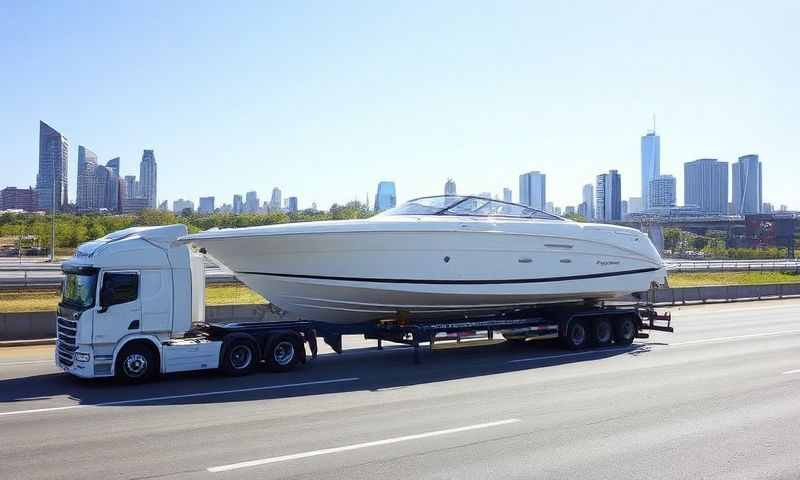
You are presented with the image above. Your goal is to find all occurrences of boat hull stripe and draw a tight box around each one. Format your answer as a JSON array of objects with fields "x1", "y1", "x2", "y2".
[{"x1": 234, "y1": 267, "x2": 662, "y2": 285}]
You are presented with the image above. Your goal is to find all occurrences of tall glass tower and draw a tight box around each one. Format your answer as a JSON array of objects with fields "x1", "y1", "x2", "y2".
[
  {"x1": 36, "y1": 121, "x2": 69, "y2": 211},
  {"x1": 77, "y1": 145, "x2": 98, "y2": 210},
  {"x1": 374, "y1": 181, "x2": 397, "y2": 212},
  {"x1": 641, "y1": 129, "x2": 660, "y2": 209},
  {"x1": 732, "y1": 154, "x2": 762, "y2": 215},
  {"x1": 519, "y1": 171, "x2": 546, "y2": 210},
  {"x1": 139, "y1": 150, "x2": 157, "y2": 209},
  {"x1": 684, "y1": 159, "x2": 728, "y2": 214}
]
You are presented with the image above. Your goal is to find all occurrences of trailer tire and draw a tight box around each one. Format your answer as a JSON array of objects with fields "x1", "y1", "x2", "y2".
[
  {"x1": 115, "y1": 342, "x2": 158, "y2": 384},
  {"x1": 614, "y1": 317, "x2": 637, "y2": 346},
  {"x1": 221, "y1": 337, "x2": 258, "y2": 376},
  {"x1": 265, "y1": 334, "x2": 301, "y2": 372},
  {"x1": 591, "y1": 318, "x2": 613, "y2": 346},
  {"x1": 562, "y1": 319, "x2": 589, "y2": 350}
]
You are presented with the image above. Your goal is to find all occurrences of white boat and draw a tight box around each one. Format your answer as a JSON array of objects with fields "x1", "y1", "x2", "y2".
[{"x1": 182, "y1": 196, "x2": 667, "y2": 325}]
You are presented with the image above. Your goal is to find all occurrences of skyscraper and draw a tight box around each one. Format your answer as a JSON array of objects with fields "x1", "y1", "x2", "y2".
[
  {"x1": 233, "y1": 194, "x2": 243, "y2": 214},
  {"x1": 269, "y1": 188, "x2": 282, "y2": 211},
  {"x1": 684, "y1": 159, "x2": 728, "y2": 214},
  {"x1": 445, "y1": 178, "x2": 457, "y2": 195},
  {"x1": 732, "y1": 154, "x2": 762, "y2": 215},
  {"x1": 106, "y1": 157, "x2": 120, "y2": 177},
  {"x1": 581, "y1": 184, "x2": 594, "y2": 219},
  {"x1": 519, "y1": 171, "x2": 546, "y2": 210},
  {"x1": 641, "y1": 129, "x2": 660, "y2": 209},
  {"x1": 374, "y1": 181, "x2": 397, "y2": 212},
  {"x1": 77, "y1": 146, "x2": 98, "y2": 210},
  {"x1": 245, "y1": 191, "x2": 259, "y2": 213},
  {"x1": 649, "y1": 175, "x2": 676, "y2": 208},
  {"x1": 198, "y1": 196, "x2": 215, "y2": 214},
  {"x1": 124, "y1": 175, "x2": 139, "y2": 200},
  {"x1": 502, "y1": 188, "x2": 512, "y2": 203},
  {"x1": 596, "y1": 170, "x2": 621, "y2": 221},
  {"x1": 287, "y1": 196, "x2": 299, "y2": 213},
  {"x1": 139, "y1": 150, "x2": 157, "y2": 208},
  {"x1": 628, "y1": 197, "x2": 642, "y2": 214},
  {"x1": 36, "y1": 121, "x2": 69, "y2": 211}
]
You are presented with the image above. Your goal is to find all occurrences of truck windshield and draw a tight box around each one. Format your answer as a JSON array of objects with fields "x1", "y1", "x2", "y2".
[{"x1": 62, "y1": 271, "x2": 98, "y2": 309}]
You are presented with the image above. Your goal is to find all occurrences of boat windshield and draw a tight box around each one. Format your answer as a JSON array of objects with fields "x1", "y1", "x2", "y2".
[{"x1": 380, "y1": 195, "x2": 562, "y2": 220}]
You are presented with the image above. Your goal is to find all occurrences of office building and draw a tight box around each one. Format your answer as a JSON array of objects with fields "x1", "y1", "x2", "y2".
[
  {"x1": 445, "y1": 178, "x2": 457, "y2": 195},
  {"x1": 1, "y1": 187, "x2": 36, "y2": 211},
  {"x1": 124, "y1": 176, "x2": 139, "y2": 200},
  {"x1": 502, "y1": 188, "x2": 512, "y2": 203},
  {"x1": 519, "y1": 171, "x2": 546, "y2": 210},
  {"x1": 374, "y1": 181, "x2": 397, "y2": 212},
  {"x1": 76, "y1": 146, "x2": 98, "y2": 210},
  {"x1": 269, "y1": 188, "x2": 282, "y2": 211},
  {"x1": 198, "y1": 196, "x2": 215, "y2": 214},
  {"x1": 233, "y1": 194, "x2": 243, "y2": 214},
  {"x1": 139, "y1": 150, "x2": 157, "y2": 208},
  {"x1": 641, "y1": 129, "x2": 660, "y2": 209},
  {"x1": 622, "y1": 200, "x2": 628, "y2": 217},
  {"x1": 564, "y1": 205, "x2": 575, "y2": 216},
  {"x1": 628, "y1": 197, "x2": 642, "y2": 214},
  {"x1": 577, "y1": 202, "x2": 588, "y2": 218},
  {"x1": 90, "y1": 165, "x2": 120, "y2": 211},
  {"x1": 245, "y1": 191, "x2": 259, "y2": 213},
  {"x1": 596, "y1": 170, "x2": 622, "y2": 221},
  {"x1": 762, "y1": 202, "x2": 774, "y2": 213},
  {"x1": 545, "y1": 201, "x2": 555, "y2": 214},
  {"x1": 106, "y1": 157, "x2": 120, "y2": 177},
  {"x1": 684, "y1": 159, "x2": 728, "y2": 214},
  {"x1": 121, "y1": 198, "x2": 150, "y2": 214},
  {"x1": 649, "y1": 175, "x2": 676, "y2": 208},
  {"x1": 287, "y1": 196, "x2": 298, "y2": 213},
  {"x1": 173, "y1": 198, "x2": 195, "y2": 214},
  {"x1": 35, "y1": 121, "x2": 69, "y2": 211},
  {"x1": 732, "y1": 154, "x2": 762, "y2": 215},
  {"x1": 582, "y1": 184, "x2": 594, "y2": 219}
]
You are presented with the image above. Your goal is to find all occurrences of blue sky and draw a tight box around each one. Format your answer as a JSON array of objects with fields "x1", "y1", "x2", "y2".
[{"x1": 1, "y1": 1, "x2": 798, "y2": 210}]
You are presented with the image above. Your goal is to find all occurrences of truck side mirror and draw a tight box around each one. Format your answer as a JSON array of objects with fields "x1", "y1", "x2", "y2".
[{"x1": 98, "y1": 285, "x2": 113, "y2": 313}]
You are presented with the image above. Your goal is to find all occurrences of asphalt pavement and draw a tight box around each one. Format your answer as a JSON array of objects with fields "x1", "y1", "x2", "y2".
[{"x1": 1, "y1": 299, "x2": 799, "y2": 479}]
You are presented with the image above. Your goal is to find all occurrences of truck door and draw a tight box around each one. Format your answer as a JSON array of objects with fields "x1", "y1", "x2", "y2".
[{"x1": 94, "y1": 271, "x2": 141, "y2": 345}]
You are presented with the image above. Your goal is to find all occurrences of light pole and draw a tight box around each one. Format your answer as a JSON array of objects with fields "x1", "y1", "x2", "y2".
[{"x1": 49, "y1": 170, "x2": 56, "y2": 262}]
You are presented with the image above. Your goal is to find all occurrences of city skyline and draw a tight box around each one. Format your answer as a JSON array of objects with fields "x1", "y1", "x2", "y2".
[{"x1": 1, "y1": 3, "x2": 797, "y2": 211}]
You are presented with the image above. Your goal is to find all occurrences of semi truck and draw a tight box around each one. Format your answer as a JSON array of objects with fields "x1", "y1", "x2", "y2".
[{"x1": 56, "y1": 225, "x2": 672, "y2": 383}]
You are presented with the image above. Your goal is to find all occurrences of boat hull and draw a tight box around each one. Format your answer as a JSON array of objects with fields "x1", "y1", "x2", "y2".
[{"x1": 189, "y1": 221, "x2": 666, "y2": 325}]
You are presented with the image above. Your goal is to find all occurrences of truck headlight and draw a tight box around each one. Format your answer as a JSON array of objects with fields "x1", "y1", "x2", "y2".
[{"x1": 75, "y1": 352, "x2": 90, "y2": 362}]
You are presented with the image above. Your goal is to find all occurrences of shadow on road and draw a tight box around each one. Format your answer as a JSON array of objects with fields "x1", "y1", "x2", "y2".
[{"x1": 0, "y1": 340, "x2": 653, "y2": 410}]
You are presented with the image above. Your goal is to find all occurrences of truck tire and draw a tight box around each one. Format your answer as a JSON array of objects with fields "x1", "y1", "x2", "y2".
[
  {"x1": 221, "y1": 338, "x2": 258, "y2": 376},
  {"x1": 591, "y1": 318, "x2": 613, "y2": 346},
  {"x1": 265, "y1": 334, "x2": 301, "y2": 372},
  {"x1": 562, "y1": 319, "x2": 589, "y2": 350},
  {"x1": 614, "y1": 317, "x2": 637, "y2": 346},
  {"x1": 116, "y1": 342, "x2": 158, "y2": 384}
]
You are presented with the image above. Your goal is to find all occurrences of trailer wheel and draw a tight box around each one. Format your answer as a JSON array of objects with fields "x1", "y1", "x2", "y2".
[
  {"x1": 265, "y1": 334, "x2": 300, "y2": 372},
  {"x1": 562, "y1": 319, "x2": 589, "y2": 350},
  {"x1": 116, "y1": 342, "x2": 158, "y2": 384},
  {"x1": 614, "y1": 317, "x2": 637, "y2": 346},
  {"x1": 591, "y1": 318, "x2": 613, "y2": 346},
  {"x1": 221, "y1": 338, "x2": 258, "y2": 376}
]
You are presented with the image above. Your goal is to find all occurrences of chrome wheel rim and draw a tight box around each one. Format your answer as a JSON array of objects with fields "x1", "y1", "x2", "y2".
[
  {"x1": 273, "y1": 341, "x2": 295, "y2": 366},
  {"x1": 123, "y1": 354, "x2": 148, "y2": 378},
  {"x1": 230, "y1": 345, "x2": 253, "y2": 370}
]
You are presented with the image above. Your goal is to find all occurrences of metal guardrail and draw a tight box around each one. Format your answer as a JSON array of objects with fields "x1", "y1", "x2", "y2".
[{"x1": 665, "y1": 259, "x2": 800, "y2": 273}]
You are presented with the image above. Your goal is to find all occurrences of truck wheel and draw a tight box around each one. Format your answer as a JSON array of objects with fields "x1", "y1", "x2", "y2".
[
  {"x1": 614, "y1": 317, "x2": 637, "y2": 346},
  {"x1": 221, "y1": 338, "x2": 258, "y2": 376},
  {"x1": 116, "y1": 343, "x2": 157, "y2": 384},
  {"x1": 265, "y1": 335, "x2": 300, "y2": 372},
  {"x1": 591, "y1": 318, "x2": 613, "y2": 346},
  {"x1": 562, "y1": 319, "x2": 589, "y2": 350}
]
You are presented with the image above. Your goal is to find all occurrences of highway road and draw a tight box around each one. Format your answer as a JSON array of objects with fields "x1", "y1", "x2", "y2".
[{"x1": 1, "y1": 300, "x2": 799, "y2": 479}]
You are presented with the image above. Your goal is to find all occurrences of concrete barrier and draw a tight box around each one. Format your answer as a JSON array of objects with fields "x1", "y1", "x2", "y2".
[{"x1": 2, "y1": 284, "x2": 800, "y2": 341}]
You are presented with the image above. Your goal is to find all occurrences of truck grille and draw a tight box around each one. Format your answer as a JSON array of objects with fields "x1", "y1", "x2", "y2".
[{"x1": 56, "y1": 316, "x2": 78, "y2": 367}]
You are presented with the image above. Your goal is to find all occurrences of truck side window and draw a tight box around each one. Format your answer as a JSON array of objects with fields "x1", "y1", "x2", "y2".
[{"x1": 102, "y1": 273, "x2": 139, "y2": 306}]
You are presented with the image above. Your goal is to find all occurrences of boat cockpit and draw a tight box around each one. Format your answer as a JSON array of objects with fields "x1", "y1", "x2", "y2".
[{"x1": 379, "y1": 195, "x2": 563, "y2": 220}]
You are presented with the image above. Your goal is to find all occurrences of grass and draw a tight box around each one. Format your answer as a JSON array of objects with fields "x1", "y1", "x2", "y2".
[
  {"x1": 667, "y1": 271, "x2": 800, "y2": 287},
  {"x1": 2, "y1": 273, "x2": 800, "y2": 313},
  {"x1": 0, "y1": 283, "x2": 266, "y2": 313}
]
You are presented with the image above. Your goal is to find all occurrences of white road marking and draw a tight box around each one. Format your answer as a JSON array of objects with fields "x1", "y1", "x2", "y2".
[
  {"x1": 508, "y1": 347, "x2": 631, "y2": 364},
  {"x1": 0, "y1": 360, "x2": 52, "y2": 366},
  {"x1": 0, "y1": 377, "x2": 359, "y2": 417},
  {"x1": 782, "y1": 369, "x2": 800, "y2": 375},
  {"x1": 207, "y1": 418, "x2": 521, "y2": 472}
]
